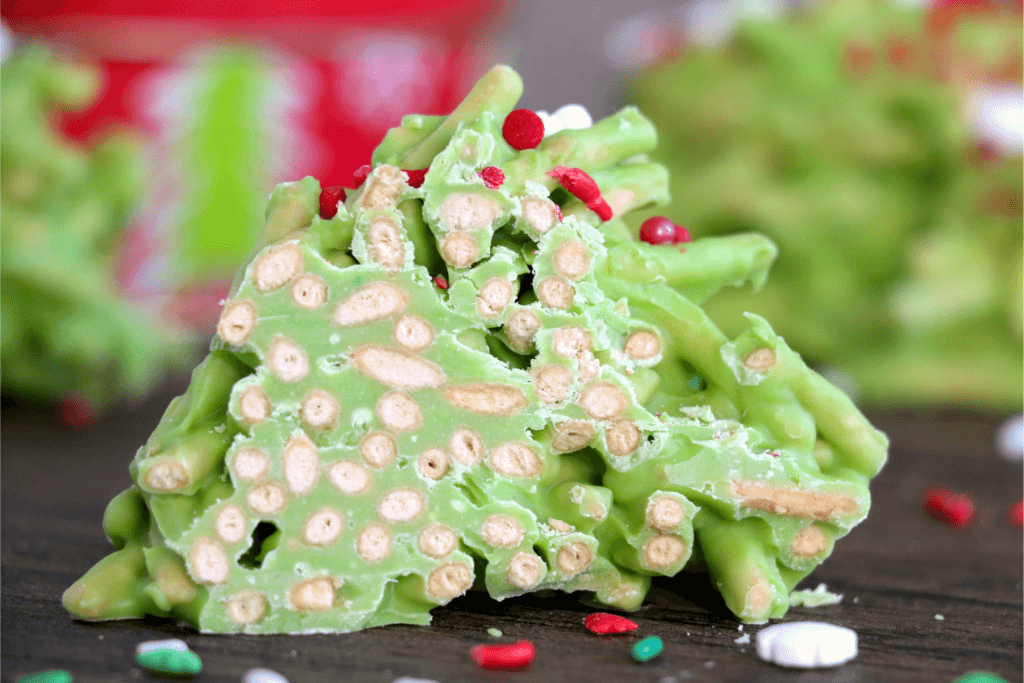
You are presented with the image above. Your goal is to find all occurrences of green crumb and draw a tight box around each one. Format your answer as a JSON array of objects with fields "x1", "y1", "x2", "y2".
[
  {"x1": 136, "y1": 648, "x2": 202, "y2": 677},
  {"x1": 952, "y1": 673, "x2": 1009, "y2": 683},
  {"x1": 16, "y1": 671, "x2": 73, "y2": 683},
  {"x1": 488, "y1": 628, "x2": 503, "y2": 637},
  {"x1": 788, "y1": 583, "x2": 843, "y2": 607},
  {"x1": 632, "y1": 635, "x2": 664, "y2": 663},
  {"x1": 934, "y1": 614, "x2": 945, "y2": 621}
]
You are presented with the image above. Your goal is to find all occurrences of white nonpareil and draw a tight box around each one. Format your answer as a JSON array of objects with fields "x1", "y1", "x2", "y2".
[
  {"x1": 243, "y1": 668, "x2": 289, "y2": 683},
  {"x1": 756, "y1": 621, "x2": 858, "y2": 668},
  {"x1": 996, "y1": 413, "x2": 1023, "y2": 464},
  {"x1": 536, "y1": 104, "x2": 593, "y2": 138},
  {"x1": 135, "y1": 638, "x2": 190, "y2": 655}
]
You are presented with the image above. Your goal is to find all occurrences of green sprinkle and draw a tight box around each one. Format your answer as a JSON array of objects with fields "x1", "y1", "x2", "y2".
[
  {"x1": 136, "y1": 648, "x2": 203, "y2": 677},
  {"x1": 631, "y1": 635, "x2": 664, "y2": 663},
  {"x1": 487, "y1": 628, "x2": 503, "y2": 637},
  {"x1": 17, "y1": 671, "x2": 73, "y2": 683},
  {"x1": 934, "y1": 614, "x2": 945, "y2": 620},
  {"x1": 952, "y1": 672, "x2": 1009, "y2": 683}
]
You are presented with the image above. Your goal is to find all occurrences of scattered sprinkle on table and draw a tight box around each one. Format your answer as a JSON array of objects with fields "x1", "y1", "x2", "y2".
[
  {"x1": 135, "y1": 638, "x2": 190, "y2": 655},
  {"x1": 16, "y1": 671, "x2": 72, "y2": 683},
  {"x1": 935, "y1": 614, "x2": 945, "y2": 620},
  {"x1": 487, "y1": 628, "x2": 503, "y2": 637},
  {"x1": 243, "y1": 668, "x2": 289, "y2": 683},
  {"x1": 734, "y1": 633, "x2": 751, "y2": 645},
  {"x1": 995, "y1": 413, "x2": 1023, "y2": 463},
  {"x1": 756, "y1": 622, "x2": 857, "y2": 668},
  {"x1": 632, "y1": 635, "x2": 664, "y2": 663},
  {"x1": 952, "y1": 672, "x2": 1009, "y2": 683},
  {"x1": 136, "y1": 647, "x2": 203, "y2": 677},
  {"x1": 470, "y1": 639, "x2": 536, "y2": 669},
  {"x1": 585, "y1": 612, "x2": 639, "y2": 635},
  {"x1": 922, "y1": 485, "x2": 974, "y2": 528}
]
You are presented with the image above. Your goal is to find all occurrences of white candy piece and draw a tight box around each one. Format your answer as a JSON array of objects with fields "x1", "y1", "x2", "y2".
[
  {"x1": 995, "y1": 413, "x2": 1023, "y2": 464},
  {"x1": 135, "y1": 638, "x2": 190, "y2": 655},
  {"x1": 756, "y1": 622, "x2": 858, "y2": 668},
  {"x1": 537, "y1": 104, "x2": 593, "y2": 138},
  {"x1": 244, "y1": 668, "x2": 289, "y2": 683},
  {"x1": 554, "y1": 104, "x2": 593, "y2": 130}
]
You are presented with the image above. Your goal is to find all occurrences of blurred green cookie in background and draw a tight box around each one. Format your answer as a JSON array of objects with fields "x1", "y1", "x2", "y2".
[
  {"x1": 1, "y1": 44, "x2": 186, "y2": 425},
  {"x1": 626, "y1": 0, "x2": 1022, "y2": 410}
]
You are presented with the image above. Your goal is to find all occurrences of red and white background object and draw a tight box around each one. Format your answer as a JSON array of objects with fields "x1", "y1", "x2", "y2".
[{"x1": 4, "y1": 0, "x2": 507, "y2": 319}]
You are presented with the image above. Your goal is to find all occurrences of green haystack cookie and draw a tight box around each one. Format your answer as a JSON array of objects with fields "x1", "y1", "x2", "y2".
[
  {"x1": 64, "y1": 65, "x2": 887, "y2": 632},
  {"x1": 1, "y1": 44, "x2": 183, "y2": 412},
  {"x1": 626, "y1": 0, "x2": 1023, "y2": 410}
]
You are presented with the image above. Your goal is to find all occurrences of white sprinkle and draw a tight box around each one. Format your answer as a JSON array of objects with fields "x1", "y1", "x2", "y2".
[
  {"x1": 214, "y1": 423, "x2": 226, "y2": 433},
  {"x1": 536, "y1": 110, "x2": 563, "y2": 137},
  {"x1": 135, "y1": 638, "x2": 190, "y2": 655},
  {"x1": 329, "y1": 333, "x2": 341, "y2": 345},
  {"x1": 996, "y1": 413, "x2": 1023, "y2": 463},
  {"x1": 738, "y1": 624, "x2": 743, "y2": 631},
  {"x1": 554, "y1": 104, "x2": 593, "y2": 130},
  {"x1": 703, "y1": 661, "x2": 715, "y2": 668},
  {"x1": 756, "y1": 622, "x2": 858, "y2": 668},
  {"x1": 934, "y1": 614, "x2": 945, "y2": 621},
  {"x1": 734, "y1": 633, "x2": 751, "y2": 645},
  {"x1": 244, "y1": 669, "x2": 289, "y2": 683}
]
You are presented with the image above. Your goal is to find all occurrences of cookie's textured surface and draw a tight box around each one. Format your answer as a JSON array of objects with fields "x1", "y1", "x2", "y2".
[{"x1": 64, "y1": 66, "x2": 886, "y2": 633}]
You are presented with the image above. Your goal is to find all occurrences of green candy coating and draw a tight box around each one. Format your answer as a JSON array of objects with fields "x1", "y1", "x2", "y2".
[
  {"x1": 631, "y1": 635, "x2": 664, "y2": 662},
  {"x1": 65, "y1": 65, "x2": 886, "y2": 632},
  {"x1": 136, "y1": 648, "x2": 203, "y2": 676}
]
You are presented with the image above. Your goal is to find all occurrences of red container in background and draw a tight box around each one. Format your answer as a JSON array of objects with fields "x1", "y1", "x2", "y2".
[
  {"x1": 4, "y1": 0, "x2": 505, "y2": 182},
  {"x1": 4, "y1": 0, "x2": 507, "y2": 325}
]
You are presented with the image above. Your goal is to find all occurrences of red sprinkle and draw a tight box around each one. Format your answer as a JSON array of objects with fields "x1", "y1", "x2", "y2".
[
  {"x1": 768, "y1": 451, "x2": 780, "y2": 458},
  {"x1": 479, "y1": 166, "x2": 505, "y2": 189},
  {"x1": 352, "y1": 164, "x2": 372, "y2": 187},
  {"x1": 674, "y1": 223, "x2": 691, "y2": 243},
  {"x1": 640, "y1": 216, "x2": 676, "y2": 245},
  {"x1": 584, "y1": 612, "x2": 639, "y2": 635},
  {"x1": 470, "y1": 639, "x2": 536, "y2": 669},
  {"x1": 548, "y1": 166, "x2": 601, "y2": 203},
  {"x1": 403, "y1": 168, "x2": 428, "y2": 189},
  {"x1": 60, "y1": 396, "x2": 97, "y2": 429},
  {"x1": 588, "y1": 197, "x2": 613, "y2": 221},
  {"x1": 922, "y1": 485, "x2": 975, "y2": 528},
  {"x1": 554, "y1": 205, "x2": 564, "y2": 222},
  {"x1": 502, "y1": 109, "x2": 545, "y2": 150},
  {"x1": 1007, "y1": 499, "x2": 1023, "y2": 529},
  {"x1": 318, "y1": 185, "x2": 346, "y2": 219},
  {"x1": 433, "y1": 275, "x2": 449, "y2": 290}
]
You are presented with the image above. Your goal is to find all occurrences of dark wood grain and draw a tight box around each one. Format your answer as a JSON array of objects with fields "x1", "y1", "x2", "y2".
[{"x1": 3, "y1": 391, "x2": 1021, "y2": 683}]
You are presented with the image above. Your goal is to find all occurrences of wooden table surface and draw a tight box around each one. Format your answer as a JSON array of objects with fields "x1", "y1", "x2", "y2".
[{"x1": 3, "y1": 389, "x2": 1022, "y2": 683}]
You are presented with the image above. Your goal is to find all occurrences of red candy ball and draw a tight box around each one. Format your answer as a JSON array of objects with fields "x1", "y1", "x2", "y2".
[
  {"x1": 639, "y1": 216, "x2": 677, "y2": 245},
  {"x1": 503, "y1": 109, "x2": 545, "y2": 150},
  {"x1": 673, "y1": 223, "x2": 691, "y2": 243},
  {"x1": 479, "y1": 166, "x2": 505, "y2": 189},
  {"x1": 318, "y1": 185, "x2": 347, "y2": 219}
]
